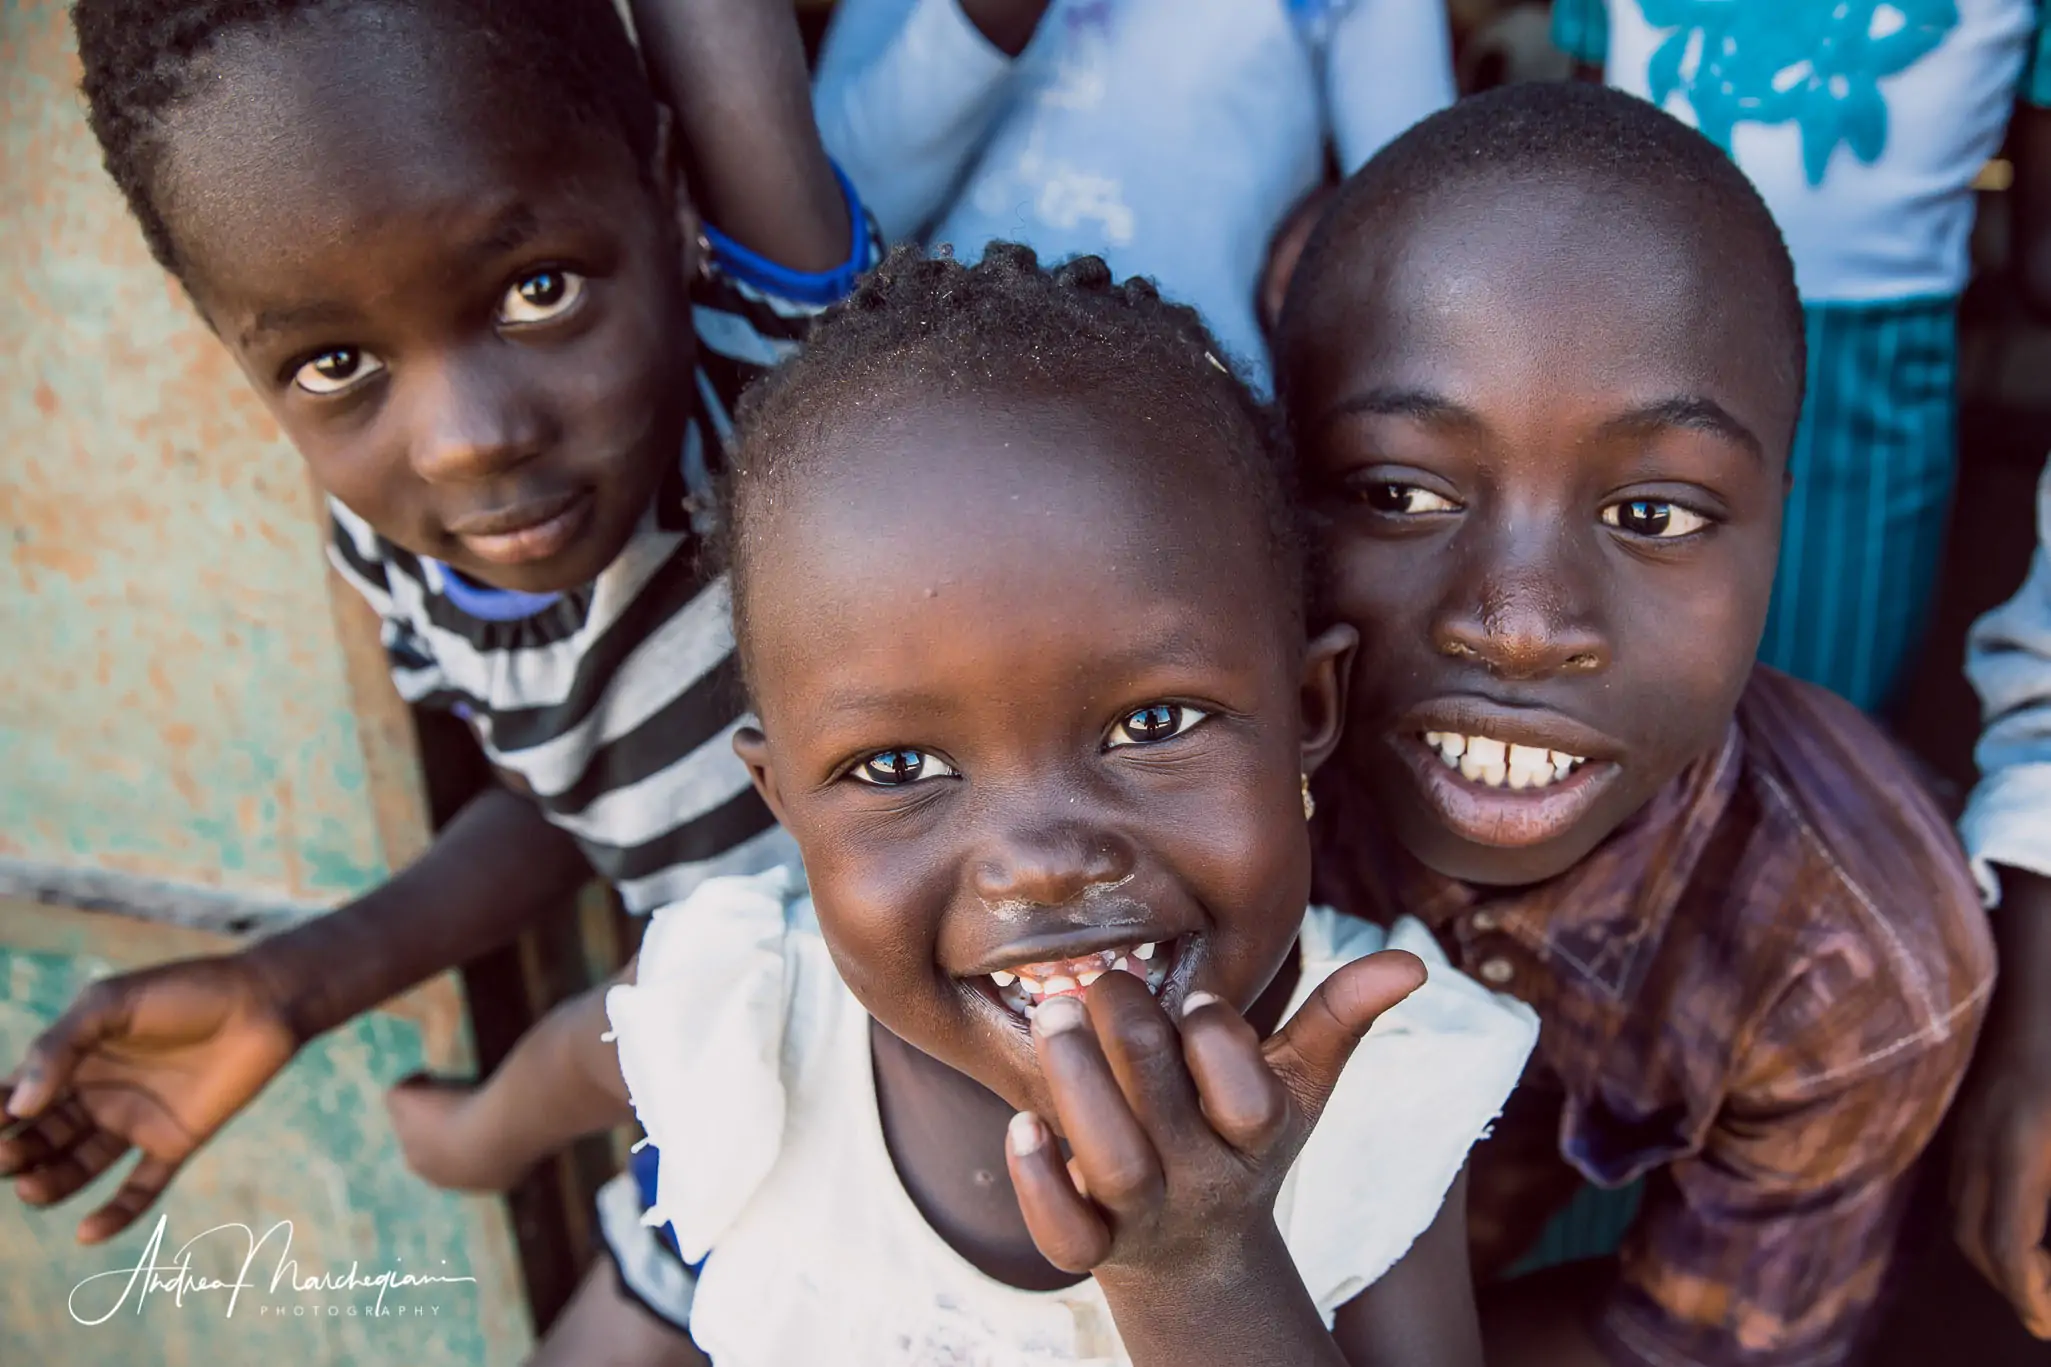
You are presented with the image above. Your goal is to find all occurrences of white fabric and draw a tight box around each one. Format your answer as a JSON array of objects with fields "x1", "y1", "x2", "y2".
[
  {"x1": 607, "y1": 866, "x2": 1538, "y2": 1366},
  {"x1": 1600, "y1": 0, "x2": 2033, "y2": 302}
]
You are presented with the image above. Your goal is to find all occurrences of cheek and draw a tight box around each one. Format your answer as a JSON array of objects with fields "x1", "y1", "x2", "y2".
[{"x1": 791, "y1": 823, "x2": 952, "y2": 1014}]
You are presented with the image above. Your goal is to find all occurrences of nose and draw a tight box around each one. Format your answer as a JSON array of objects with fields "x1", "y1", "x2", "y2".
[
  {"x1": 1433, "y1": 529, "x2": 1610, "y2": 681},
  {"x1": 972, "y1": 817, "x2": 1137, "y2": 910},
  {"x1": 406, "y1": 348, "x2": 551, "y2": 485}
]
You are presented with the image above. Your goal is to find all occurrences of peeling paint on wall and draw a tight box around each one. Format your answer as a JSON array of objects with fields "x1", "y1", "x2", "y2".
[{"x1": 0, "y1": 0, "x2": 401, "y2": 906}]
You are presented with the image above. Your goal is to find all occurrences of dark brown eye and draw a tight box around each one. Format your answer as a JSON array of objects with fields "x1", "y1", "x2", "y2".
[
  {"x1": 499, "y1": 269, "x2": 585, "y2": 324},
  {"x1": 851, "y1": 748, "x2": 957, "y2": 786},
  {"x1": 293, "y1": 346, "x2": 385, "y2": 394},
  {"x1": 1109, "y1": 703, "x2": 1207, "y2": 748},
  {"x1": 1602, "y1": 499, "x2": 1709, "y2": 539},
  {"x1": 1360, "y1": 482, "x2": 1457, "y2": 514}
]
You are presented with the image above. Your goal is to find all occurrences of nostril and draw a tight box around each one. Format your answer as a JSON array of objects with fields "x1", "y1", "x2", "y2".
[{"x1": 1565, "y1": 652, "x2": 1603, "y2": 671}]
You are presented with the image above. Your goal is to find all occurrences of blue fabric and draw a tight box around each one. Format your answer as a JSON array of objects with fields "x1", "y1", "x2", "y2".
[
  {"x1": 813, "y1": 0, "x2": 1455, "y2": 392},
  {"x1": 1961, "y1": 459, "x2": 2051, "y2": 902},
  {"x1": 703, "y1": 164, "x2": 874, "y2": 306},
  {"x1": 631, "y1": 1143, "x2": 692, "y2": 1262},
  {"x1": 430, "y1": 563, "x2": 562, "y2": 621},
  {"x1": 1757, "y1": 297, "x2": 1960, "y2": 713}
]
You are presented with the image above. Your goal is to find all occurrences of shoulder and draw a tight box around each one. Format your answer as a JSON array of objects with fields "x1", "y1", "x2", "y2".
[
  {"x1": 607, "y1": 866, "x2": 831, "y2": 1258},
  {"x1": 1286, "y1": 908, "x2": 1535, "y2": 1309},
  {"x1": 1718, "y1": 670, "x2": 1992, "y2": 1091}
]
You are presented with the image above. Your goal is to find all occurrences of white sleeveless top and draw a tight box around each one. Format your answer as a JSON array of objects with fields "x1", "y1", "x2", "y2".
[{"x1": 606, "y1": 866, "x2": 1538, "y2": 1366}]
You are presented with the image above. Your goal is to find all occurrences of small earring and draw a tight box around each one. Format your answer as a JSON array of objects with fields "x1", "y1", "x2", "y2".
[
  {"x1": 1301, "y1": 774, "x2": 1316, "y2": 821},
  {"x1": 695, "y1": 230, "x2": 715, "y2": 282}
]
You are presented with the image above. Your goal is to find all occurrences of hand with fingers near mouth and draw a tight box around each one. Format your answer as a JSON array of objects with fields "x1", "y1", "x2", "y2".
[{"x1": 1005, "y1": 947, "x2": 1428, "y2": 1367}]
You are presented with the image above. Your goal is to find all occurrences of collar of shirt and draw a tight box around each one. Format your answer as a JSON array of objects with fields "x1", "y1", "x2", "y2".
[{"x1": 1313, "y1": 723, "x2": 1743, "y2": 1084}]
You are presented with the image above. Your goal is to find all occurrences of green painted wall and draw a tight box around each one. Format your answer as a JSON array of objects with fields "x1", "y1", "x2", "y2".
[
  {"x1": 0, "y1": 6, "x2": 534, "y2": 1361},
  {"x1": 0, "y1": 0, "x2": 391, "y2": 908},
  {"x1": 0, "y1": 906, "x2": 532, "y2": 1365}
]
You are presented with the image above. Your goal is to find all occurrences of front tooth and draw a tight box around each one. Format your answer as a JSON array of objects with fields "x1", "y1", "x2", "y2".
[
  {"x1": 1440, "y1": 732, "x2": 1468, "y2": 759},
  {"x1": 1507, "y1": 744, "x2": 1551, "y2": 790},
  {"x1": 1467, "y1": 736, "x2": 1506, "y2": 767},
  {"x1": 1018, "y1": 975, "x2": 1045, "y2": 996},
  {"x1": 1077, "y1": 969, "x2": 1104, "y2": 987},
  {"x1": 991, "y1": 970, "x2": 1016, "y2": 987},
  {"x1": 1134, "y1": 942, "x2": 1157, "y2": 961},
  {"x1": 1042, "y1": 974, "x2": 1078, "y2": 996},
  {"x1": 1460, "y1": 753, "x2": 1486, "y2": 782}
]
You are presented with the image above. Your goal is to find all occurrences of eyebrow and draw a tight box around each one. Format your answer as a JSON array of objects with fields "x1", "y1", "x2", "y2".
[
  {"x1": 1318, "y1": 388, "x2": 1765, "y2": 462},
  {"x1": 461, "y1": 202, "x2": 543, "y2": 271},
  {"x1": 1314, "y1": 386, "x2": 1478, "y2": 433},
  {"x1": 236, "y1": 203, "x2": 545, "y2": 349},
  {"x1": 241, "y1": 299, "x2": 359, "y2": 349},
  {"x1": 1596, "y1": 396, "x2": 1765, "y2": 464}
]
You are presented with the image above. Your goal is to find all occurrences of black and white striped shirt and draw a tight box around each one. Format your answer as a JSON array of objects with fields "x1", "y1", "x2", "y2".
[{"x1": 328, "y1": 209, "x2": 873, "y2": 912}]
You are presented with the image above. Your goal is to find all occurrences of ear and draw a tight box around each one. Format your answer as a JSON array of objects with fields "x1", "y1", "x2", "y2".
[
  {"x1": 650, "y1": 104, "x2": 702, "y2": 280},
  {"x1": 732, "y1": 726, "x2": 790, "y2": 827},
  {"x1": 1298, "y1": 623, "x2": 1357, "y2": 780}
]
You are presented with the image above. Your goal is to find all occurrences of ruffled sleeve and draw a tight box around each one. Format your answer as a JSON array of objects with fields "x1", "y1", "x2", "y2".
[
  {"x1": 1279, "y1": 909, "x2": 1540, "y2": 1316},
  {"x1": 605, "y1": 866, "x2": 805, "y2": 1262}
]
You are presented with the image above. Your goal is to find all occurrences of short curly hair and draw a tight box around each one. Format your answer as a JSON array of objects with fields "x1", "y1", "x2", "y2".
[
  {"x1": 72, "y1": 0, "x2": 658, "y2": 281},
  {"x1": 721, "y1": 242, "x2": 1307, "y2": 685},
  {"x1": 1280, "y1": 80, "x2": 1806, "y2": 412}
]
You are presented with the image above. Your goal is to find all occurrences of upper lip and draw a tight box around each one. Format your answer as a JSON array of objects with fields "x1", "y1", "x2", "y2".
[
  {"x1": 1394, "y1": 695, "x2": 1623, "y2": 762},
  {"x1": 445, "y1": 488, "x2": 587, "y2": 538},
  {"x1": 958, "y1": 920, "x2": 1177, "y2": 978}
]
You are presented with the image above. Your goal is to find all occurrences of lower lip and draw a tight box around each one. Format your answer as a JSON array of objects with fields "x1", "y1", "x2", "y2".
[
  {"x1": 1392, "y1": 733, "x2": 1619, "y2": 849},
  {"x1": 455, "y1": 492, "x2": 595, "y2": 567}
]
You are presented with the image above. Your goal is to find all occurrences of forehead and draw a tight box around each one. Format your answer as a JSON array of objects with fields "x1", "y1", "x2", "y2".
[
  {"x1": 1291, "y1": 177, "x2": 1797, "y2": 457},
  {"x1": 154, "y1": 6, "x2": 645, "y2": 304},
  {"x1": 740, "y1": 395, "x2": 1289, "y2": 708}
]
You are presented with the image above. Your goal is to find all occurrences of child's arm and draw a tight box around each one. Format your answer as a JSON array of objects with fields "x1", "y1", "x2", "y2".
[
  {"x1": 1004, "y1": 955, "x2": 1448, "y2": 1367},
  {"x1": 810, "y1": 0, "x2": 1047, "y2": 242},
  {"x1": 1329, "y1": 1169, "x2": 1484, "y2": 1366},
  {"x1": 628, "y1": 0, "x2": 851, "y2": 270},
  {"x1": 1, "y1": 787, "x2": 591, "y2": 1243},
  {"x1": 1950, "y1": 461, "x2": 2051, "y2": 1335},
  {"x1": 386, "y1": 965, "x2": 636, "y2": 1192}
]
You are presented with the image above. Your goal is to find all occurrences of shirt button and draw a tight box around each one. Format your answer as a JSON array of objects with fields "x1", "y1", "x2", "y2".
[
  {"x1": 1470, "y1": 910, "x2": 1500, "y2": 933},
  {"x1": 1478, "y1": 956, "x2": 1515, "y2": 985}
]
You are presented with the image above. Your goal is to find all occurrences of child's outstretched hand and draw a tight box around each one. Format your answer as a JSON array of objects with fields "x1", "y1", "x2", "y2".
[
  {"x1": 1, "y1": 954, "x2": 300, "y2": 1244},
  {"x1": 1004, "y1": 951, "x2": 1425, "y2": 1293}
]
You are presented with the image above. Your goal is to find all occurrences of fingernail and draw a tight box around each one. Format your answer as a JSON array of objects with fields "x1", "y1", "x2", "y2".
[
  {"x1": 1034, "y1": 994, "x2": 1086, "y2": 1035},
  {"x1": 7, "y1": 1077, "x2": 41, "y2": 1119},
  {"x1": 1008, "y1": 1111, "x2": 1046, "y2": 1157},
  {"x1": 1181, "y1": 991, "x2": 1222, "y2": 1018}
]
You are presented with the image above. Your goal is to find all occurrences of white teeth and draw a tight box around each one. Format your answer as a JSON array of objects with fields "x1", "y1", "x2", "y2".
[
  {"x1": 1019, "y1": 975, "x2": 1045, "y2": 996},
  {"x1": 1077, "y1": 969, "x2": 1103, "y2": 987},
  {"x1": 1042, "y1": 974, "x2": 1078, "y2": 996},
  {"x1": 1134, "y1": 942, "x2": 1156, "y2": 961},
  {"x1": 1426, "y1": 731, "x2": 1587, "y2": 791},
  {"x1": 990, "y1": 970, "x2": 1016, "y2": 987}
]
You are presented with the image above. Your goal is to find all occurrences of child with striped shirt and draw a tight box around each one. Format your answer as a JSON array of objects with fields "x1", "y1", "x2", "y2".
[{"x1": 0, "y1": 0, "x2": 872, "y2": 1356}]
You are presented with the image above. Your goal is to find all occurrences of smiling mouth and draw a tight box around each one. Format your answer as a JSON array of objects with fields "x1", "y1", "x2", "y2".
[
  {"x1": 979, "y1": 938, "x2": 1178, "y2": 1021},
  {"x1": 1421, "y1": 730, "x2": 1587, "y2": 790},
  {"x1": 1392, "y1": 724, "x2": 1620, "y2": 849}
]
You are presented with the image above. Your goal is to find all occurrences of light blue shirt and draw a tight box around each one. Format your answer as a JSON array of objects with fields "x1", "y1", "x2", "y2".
[
  {"x1": 812, "y1": 0, "x2": 1455, "y2": 391},
  {"x1": 1963, "y1": 458, "x2": 2051, "y2": 903}
]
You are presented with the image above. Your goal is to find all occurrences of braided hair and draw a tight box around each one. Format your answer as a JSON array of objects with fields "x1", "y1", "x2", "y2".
[
  {"x1": 721, "y1": 242, "x2": 1307, "y2": 678},
  {"x1": 72, "y1": 0, "x2": 657, "y2": 281}
]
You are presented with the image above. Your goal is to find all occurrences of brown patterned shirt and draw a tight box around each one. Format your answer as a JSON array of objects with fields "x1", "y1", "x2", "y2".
[{"x1": 1313, "y1": 668, "x2": 1994, "y2": 1367}]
